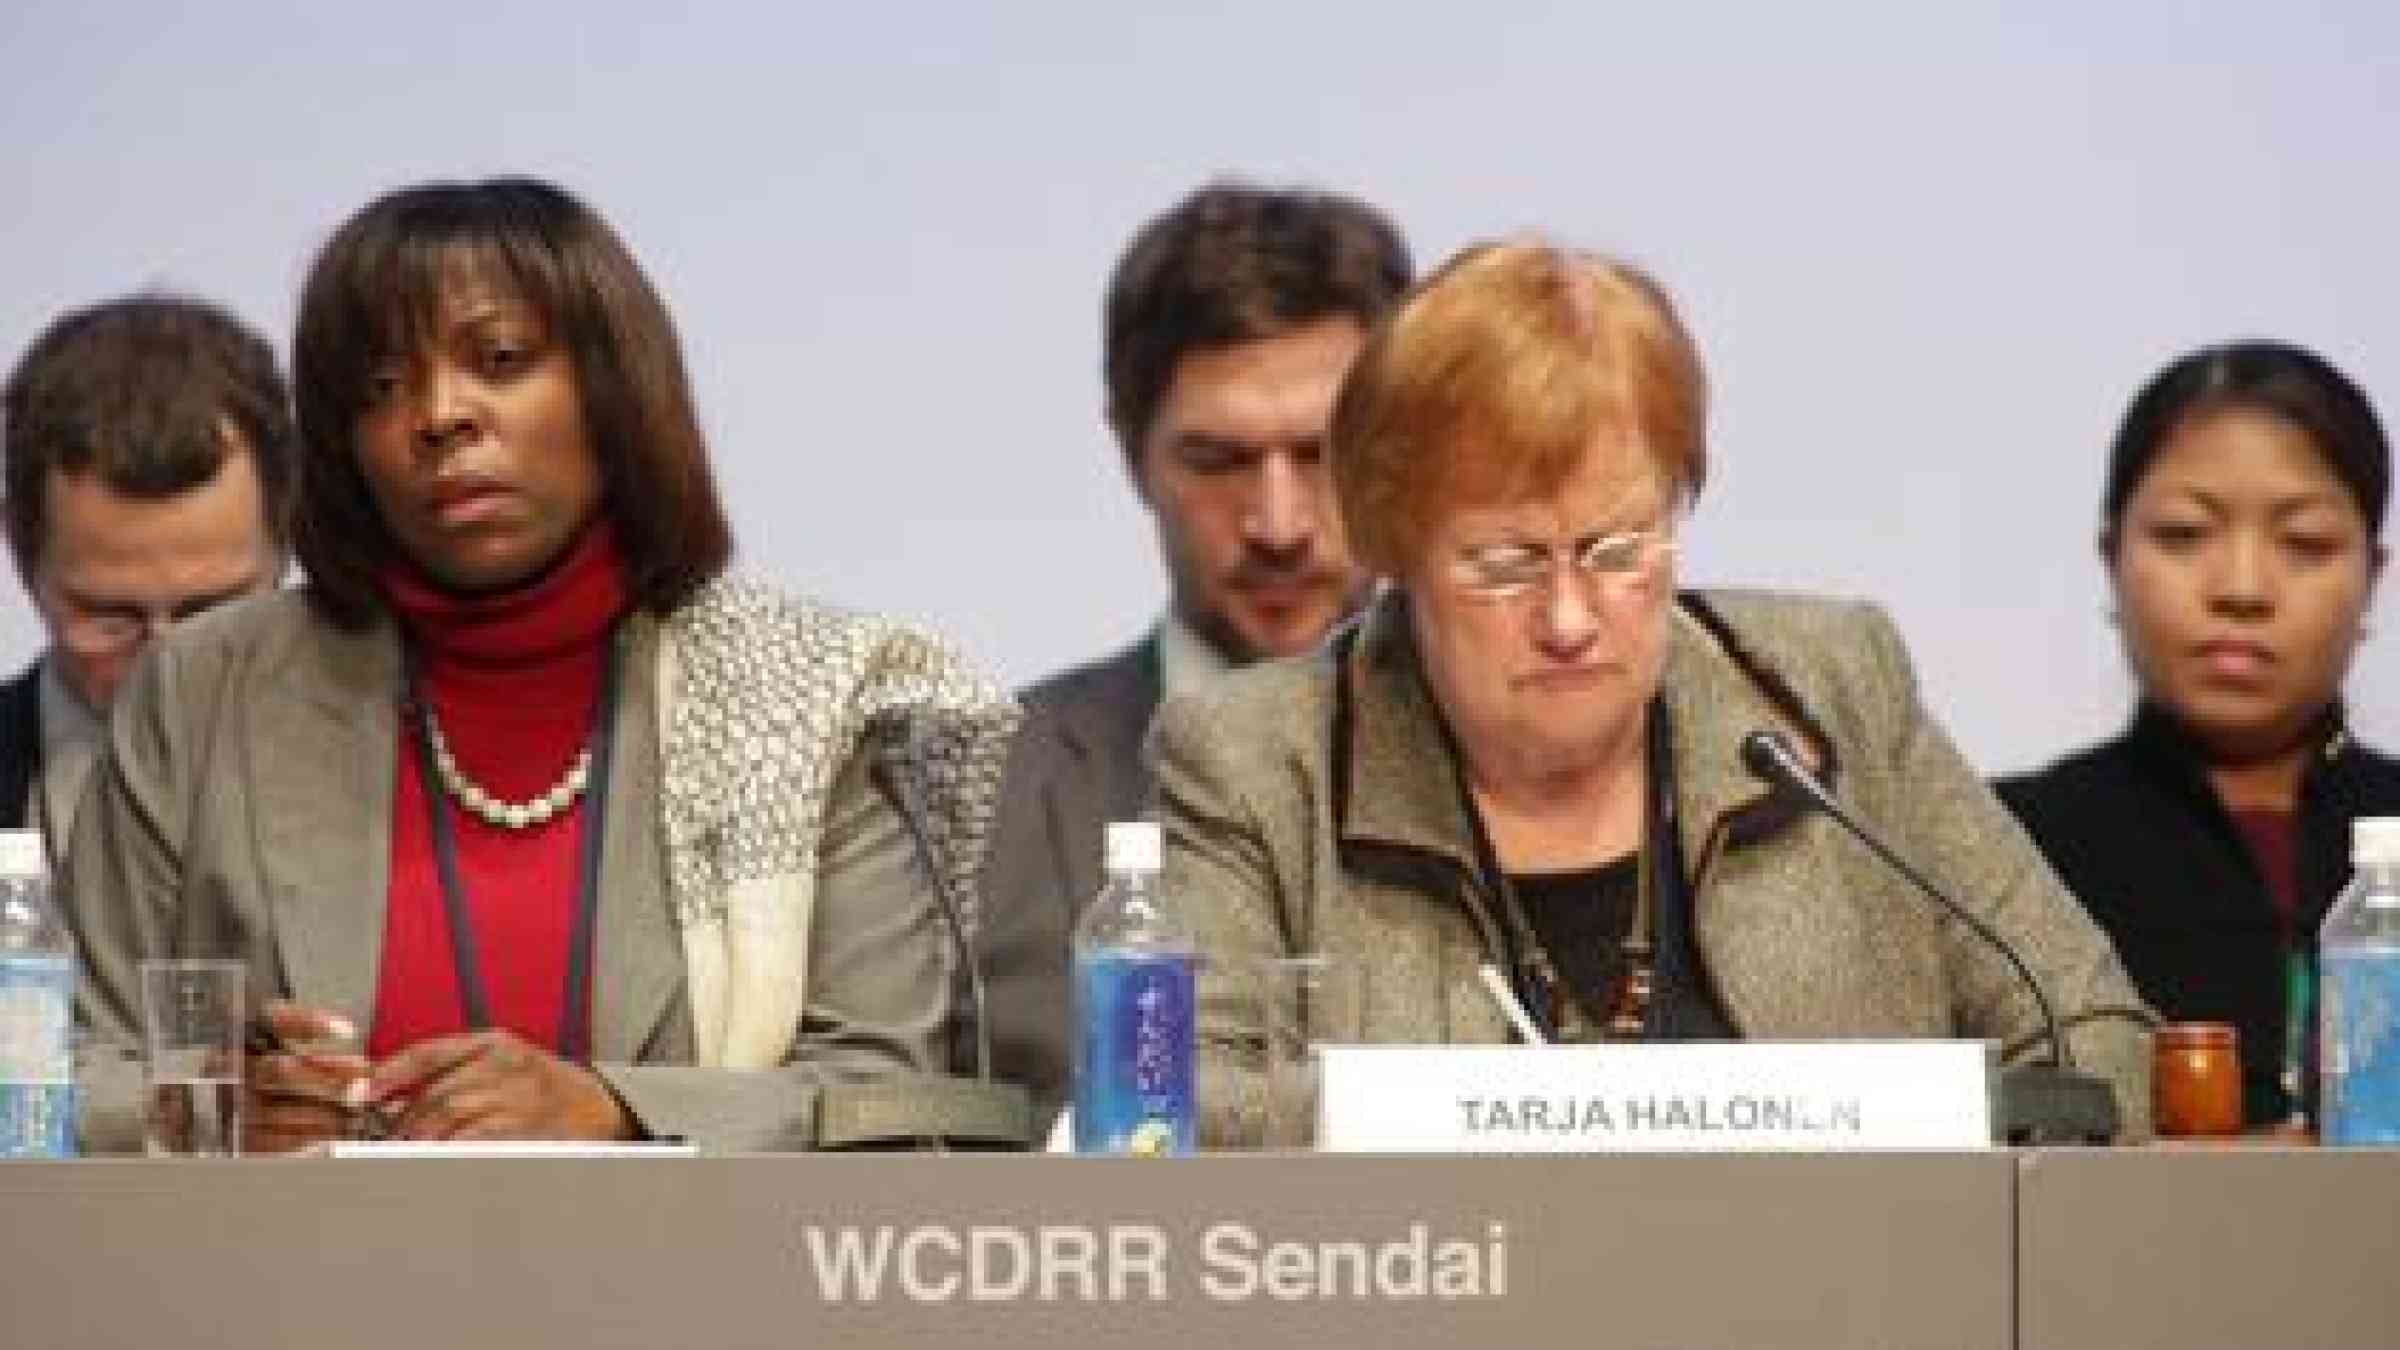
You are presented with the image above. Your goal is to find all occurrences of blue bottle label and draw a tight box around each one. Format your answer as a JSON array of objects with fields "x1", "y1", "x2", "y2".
[
  {"x1": 0, "y1": 953, "x2": 76, "y2": 1158},
  {"x1": 1073, "y1": 948, "x2": 1195, "y2": 1156},
  {"x1": 2320, "y1": 949, "x2": 2400, "y2": 1146}
]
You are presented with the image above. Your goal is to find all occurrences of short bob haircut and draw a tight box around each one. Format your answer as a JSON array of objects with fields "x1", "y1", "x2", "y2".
[
  {"x1": 1105, "y1": 180, "x2": 1412, "y2": 462},
  {"x1": 292, "y1": 176, "x2": 732, "y2": 628},
  {"x1": 2101, "y1": 339, "x2": 2390, "y2": 556},
  {"x1": 1331, "y1": 241, "x2": 1708, "y2": 576}
]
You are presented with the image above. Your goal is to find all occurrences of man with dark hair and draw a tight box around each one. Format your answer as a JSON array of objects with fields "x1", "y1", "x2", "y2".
[
  {"x1": 1, "y1": 295, "x2": 292, "y2": 849},
  {"x1": 982, "y1": 182, "x2": 1412, "y2": 1119}
]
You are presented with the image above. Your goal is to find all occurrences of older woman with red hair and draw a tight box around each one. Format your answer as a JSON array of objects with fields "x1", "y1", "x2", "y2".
[{"x1": 1155, "y1": 241, "x2": 2153, "y2": 1146}]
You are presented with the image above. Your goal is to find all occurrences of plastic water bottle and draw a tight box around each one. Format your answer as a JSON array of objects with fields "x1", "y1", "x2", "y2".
[
  {"x1": 2319, "y1": 817, "x2": 2400, "y2": 1145},
  {"x1": 1071, "y1": 821, "x2": 1194, "y2": 1155},
  {"x1": 0, "y1": 829, "x2": 75, "y2": 1157}
]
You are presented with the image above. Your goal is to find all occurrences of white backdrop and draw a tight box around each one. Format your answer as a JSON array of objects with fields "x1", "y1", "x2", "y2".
[{"x1": 2, "y1": 1, "x2": 2392, "y2": 773}]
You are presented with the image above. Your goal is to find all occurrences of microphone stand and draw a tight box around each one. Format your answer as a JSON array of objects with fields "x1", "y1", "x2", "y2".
[{"x1": 1741, "y1": 731, "x2": 2121, "y2": 1146}]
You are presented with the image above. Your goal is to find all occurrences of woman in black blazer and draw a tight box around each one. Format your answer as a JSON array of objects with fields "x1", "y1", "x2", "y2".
[{"x1": 1999, "y1": 341, "x2": 2398, "y2": 1129}]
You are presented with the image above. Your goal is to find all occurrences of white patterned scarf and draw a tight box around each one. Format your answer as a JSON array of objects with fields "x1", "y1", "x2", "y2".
[{"x1": 653, "y1": 575, "x2": 1017, "y2": 1069}]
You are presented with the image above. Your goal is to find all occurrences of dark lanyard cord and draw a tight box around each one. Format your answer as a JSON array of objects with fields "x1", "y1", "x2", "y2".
[{"x1": 403, "y1": 628, "x2": 622, "y2": 1061}]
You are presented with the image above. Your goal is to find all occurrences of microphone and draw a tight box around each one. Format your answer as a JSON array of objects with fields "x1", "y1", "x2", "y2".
[
  {"x1": 1739, "y1": 729, "x2": 2121, "y2": 1146},
  {"x1": 813, "y1": 711, "x2": 1033, "y2": 1151}
]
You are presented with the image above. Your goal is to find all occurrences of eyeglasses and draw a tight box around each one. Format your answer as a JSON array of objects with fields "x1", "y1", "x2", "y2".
[{"x1": 1447, "y1": 524, "x2": 1677, "y2": 602}]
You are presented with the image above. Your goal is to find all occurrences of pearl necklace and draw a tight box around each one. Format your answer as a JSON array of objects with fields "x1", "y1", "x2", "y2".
[{"x1": 422, "y1": 707, "x2": 592, "y2": 830}]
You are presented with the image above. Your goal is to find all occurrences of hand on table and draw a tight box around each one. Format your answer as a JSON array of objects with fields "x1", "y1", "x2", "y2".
[
  {"x1": 368, "y1": 1030, "x2": 636, "y2": 1142},
  {"x1": 244, "y1": 1001, "x2": 371, "y2": 1155}
]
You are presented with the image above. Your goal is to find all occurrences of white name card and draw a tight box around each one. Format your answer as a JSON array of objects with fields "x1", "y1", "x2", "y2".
[
  {"x1": 1316, "y1": 1041, "x2": 1992, "y2": 1152},
  {"x1": 318, "y1": 1140, "x2": 699, "y2": 1159}
]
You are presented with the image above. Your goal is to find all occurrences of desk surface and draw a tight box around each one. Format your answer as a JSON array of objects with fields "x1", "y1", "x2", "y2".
[
  {"x1": 0, "y1": 1152, "x2": 2014, "y2": 1350},
  {"x1": 2018, "y1": 1148, "x2": 2400, "y2": 1350}
]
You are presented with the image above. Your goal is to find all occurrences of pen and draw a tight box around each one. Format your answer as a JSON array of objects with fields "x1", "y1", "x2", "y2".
[
  {"x1": 1478, "y1": 964, "x2": 1550, "y2": 1046},
  {"x1": 244, "y1": 1015, "x2": 392, "y2": 1138}
]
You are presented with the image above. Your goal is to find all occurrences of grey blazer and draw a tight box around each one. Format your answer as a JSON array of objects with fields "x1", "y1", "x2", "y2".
[
  {"x1": 1153, "y1": 589, "x2": 2156, "y2": 1145},
  {"x1": 976, "y1": 636, "x2": 1159, "y2": 1120},
  {"x1": 66, "y1": 590, "x2": 950, "y2": 1153}
]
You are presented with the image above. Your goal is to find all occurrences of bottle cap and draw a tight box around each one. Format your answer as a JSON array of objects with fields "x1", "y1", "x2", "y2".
[
  {"x1": 2353, "y1": 817, "x2": 2400, "y2": 868},
  {"x1": 1104, "y1": 820, "x2": 1162, "y2": 874},
  {"x1": 0, "y1": 829, "x2": 43, "y2": 879}
]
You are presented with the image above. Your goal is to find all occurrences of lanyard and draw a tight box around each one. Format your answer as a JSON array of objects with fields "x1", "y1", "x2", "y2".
[
  {"x1": 2281, "y1": 944, "x2": 2314, "y2": 1127},
  {"x1": 402, "y1": 628, "x2": 622, "y2": 1061},
  {"x1": 2269, "y1": 843, "x2": 2316, "y2": 1128}
]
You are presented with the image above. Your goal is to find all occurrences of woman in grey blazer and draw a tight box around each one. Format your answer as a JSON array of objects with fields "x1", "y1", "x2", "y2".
[
  {"x1": 67, "y1": 179, "x2": 1014, "y2": 1153},
  {"x1": 1154, "y1": 241, "x2": 2154, "y2": 1147}
]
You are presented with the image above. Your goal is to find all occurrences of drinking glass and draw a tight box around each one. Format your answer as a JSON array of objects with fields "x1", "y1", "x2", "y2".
[
  {"x1": 138, "y1": 959, "x2": 246, "y2": 1157},
  {"x1": 1256, "y1": 953, "x2": 1363, "y2": 1149}
]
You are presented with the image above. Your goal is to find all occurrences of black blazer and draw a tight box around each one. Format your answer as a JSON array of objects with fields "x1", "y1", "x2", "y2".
[
  {"x1": 0, "y1": 662, "x2": 41, "y2": 833},
  {"x1": 1997, "y1": 704, "x2": 2400, "y2": 1125}
]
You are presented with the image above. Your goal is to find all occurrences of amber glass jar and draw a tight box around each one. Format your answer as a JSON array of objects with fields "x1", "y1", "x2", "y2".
[{"x1": 2153, "y1": 1022, "x2": 2243, "y2": 1138}]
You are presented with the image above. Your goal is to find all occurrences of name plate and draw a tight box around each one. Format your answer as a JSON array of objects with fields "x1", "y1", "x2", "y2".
[
  {"x1": 1317, "y1": 1041, "x2": 1991, "y2": 1152},
  {"x1": 319, "y1": 1141, "x2": 700, "y2": 1158}
]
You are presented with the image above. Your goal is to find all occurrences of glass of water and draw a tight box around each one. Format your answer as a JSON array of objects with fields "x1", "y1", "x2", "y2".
[
  {"x1": 1256, "y1": 953, "x2": 1363, "y2": 1150},
  {"x1": 138, "y1": 959, "x2": 246, "y2": 1157}
]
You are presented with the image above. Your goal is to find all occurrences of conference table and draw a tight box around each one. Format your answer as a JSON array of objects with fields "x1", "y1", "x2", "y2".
[
  {"x1": 1, "y1": 1149, "x2": 2390, "y2": 1348},
  {"x1": 2018, "y1": 1148, "x2": 2397, "y2": 1349}
]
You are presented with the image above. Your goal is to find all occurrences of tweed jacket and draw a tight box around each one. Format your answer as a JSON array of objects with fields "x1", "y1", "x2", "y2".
[
  {"x1": 977, "y1": 635, "x2": 1160, "y2": 1119},
  {"x1": 1152, "y1": 588, "x2": 2155, "y2": 1145},
  {"x1": 65, "y1": 586, "x2": 983, "y2": 1153}
]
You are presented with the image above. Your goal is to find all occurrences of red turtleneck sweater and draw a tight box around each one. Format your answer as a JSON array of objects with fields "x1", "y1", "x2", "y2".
[{"x1": 367, "y1": 525, "x2": 629, "y2": 1059}]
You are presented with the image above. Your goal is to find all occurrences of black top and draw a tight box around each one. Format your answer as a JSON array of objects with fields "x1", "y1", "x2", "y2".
[
  {"x1": 1511, "y1": 856, "x2": 1641, "y2": 1030},
  {"x1": 1997, "y1": 702, "x2": 2400, "y2": 1125},
  {"x1": 1506, "y1": 840, "x2": 1735, "y2": 1043},
  {"x1": 0, "y1": 661, "x2": 41, "y2": 833}
]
